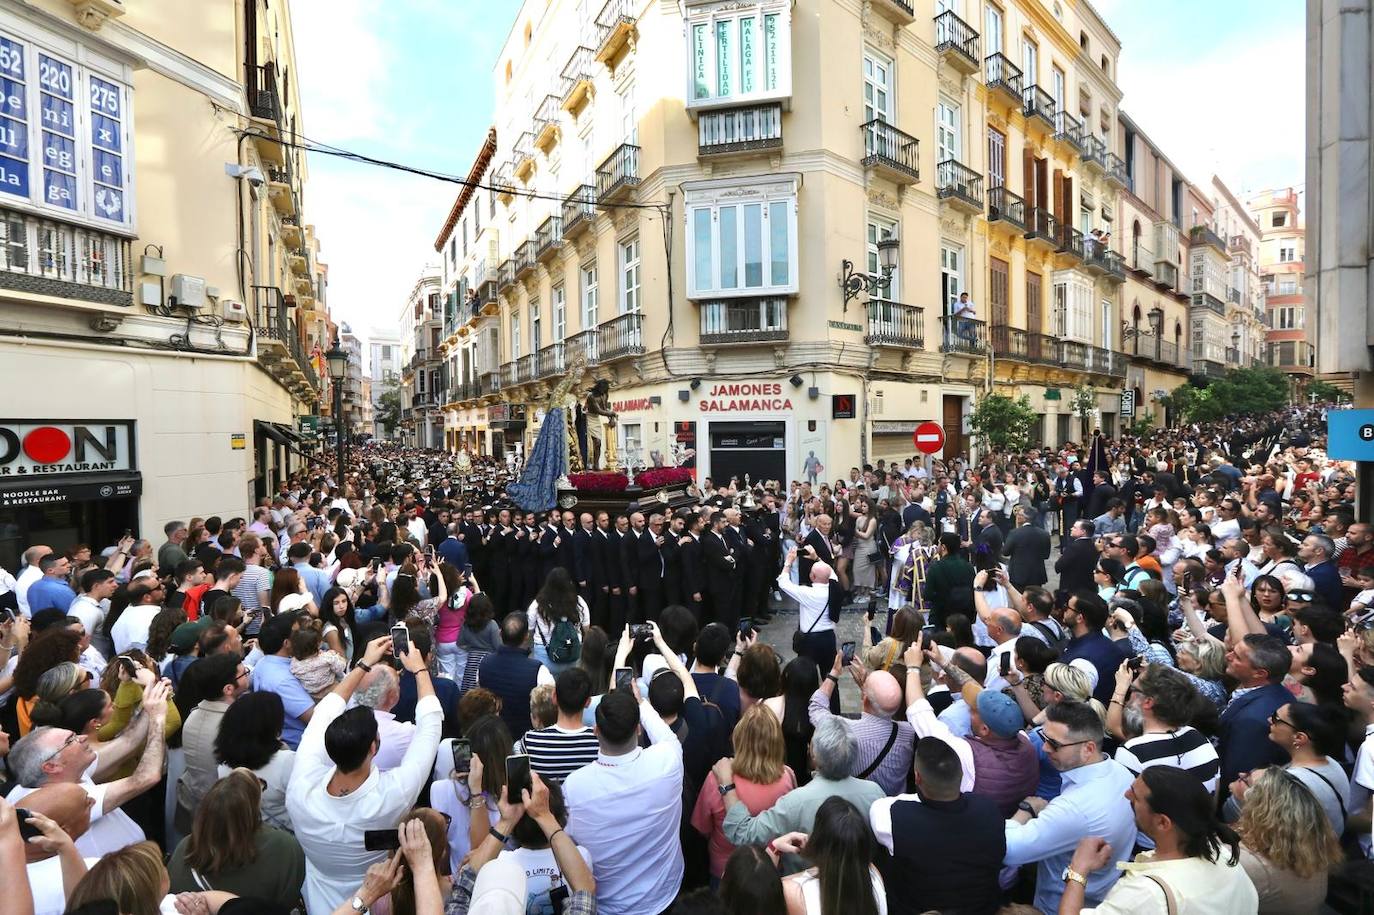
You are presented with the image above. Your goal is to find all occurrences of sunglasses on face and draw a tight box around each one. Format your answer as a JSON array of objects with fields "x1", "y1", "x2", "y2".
[{"x1": 1036, "y1": 728, "x2": 1092, "y2": 752}]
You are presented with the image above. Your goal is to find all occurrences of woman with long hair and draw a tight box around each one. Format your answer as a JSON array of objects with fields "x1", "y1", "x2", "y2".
[
  {"x1": 433, "y1": 563, "x2": 474, "y2": 681},
  {"x1": 762, "y1": 657, "x2": 819, "y2": 787},
  {"x1": 214, "y1": 691, "x2": 295, "y2": 831},
  {"x1": 832, "y1": 500, "x2": 854, "y2": 591},
  {"x1": 144, "y1": 605, "x2": 187, "y2": 663},
  {"x1": 376, "y1": 807, "x2": 453, "y2": 915},
  {"x1": 11, "y1": 627, "x2": 82, "y2": 735},
  {"x1": 781, "y1": 796, "x2": 886, "y2": 915},
  {"x1": 430, "y1": 713, "x2": 512, "y2": 871},
  {"x1": 270, "y1": 567, "x2": 313, "y2": 616},
  {"x1": 848, "y1": 497, "x2": 879, "y2": 599},
  {"x1": 166, "y1": 768, "x2": 305, "y2": 906},
  {"x1": 1236, "y1": 766, "x2": 1346, "y2": 913},
  {"x1": 528, "y1": 566, "x2": 589, "y2": 675},
  {"x1": 95, "y1": 651, "x2": 182, "y2": 781},
  {"x1": 1225, "y1": 701, "x2": 1350, "y2": 834},
  {"x1": 720, "y1": 844, "x2": 788, "y2": 915},
  {"x1": 1249, "y1": 574, "x2": 1288, "y2": 628},
  {"x1": 693, "y1": 705, "x2": 797, "y2": 884},
  {"x1": 457, "y1": 592, "x2": 502, "y2": 693},
  {"x1": 66, "y1": 840, "x2": 234, "y2": 915},
  {"x1": 318, "y1": 584, "x2": 359, "y2": 663}
]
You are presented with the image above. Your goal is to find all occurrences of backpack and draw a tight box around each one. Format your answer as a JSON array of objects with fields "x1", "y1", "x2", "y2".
[
  {"x1": 1030, "y1": 618, "x2": 1068, "y2": 652},
  {"x1": 544, "y1": 617, "x2": 582, "y2": 664}
]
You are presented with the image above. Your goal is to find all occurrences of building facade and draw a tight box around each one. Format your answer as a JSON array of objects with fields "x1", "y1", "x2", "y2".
[
  {"x1": 398, "y1": 266, "x2": 444, "y2": 449},
  {"x1": 368, "y1": 327, "x2": 402, "y2": 439},
  {"x1": 1210, "y1": 175, "x2": 1267, "y2": 371},
  {"x1": 338, "y1": 324, "x2": 366, "y2": 437},
  {"x1": 432, "y1": 0, "x2": 1142, "y2": 479},
  {"x1": 1249, "y1": 187, "x2": 1315, "y2": 385},
  {"x1": 0, "y1": 0, "x2": 330, "y2": 569}
]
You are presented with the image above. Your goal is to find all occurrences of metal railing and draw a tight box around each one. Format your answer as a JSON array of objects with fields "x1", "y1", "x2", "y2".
[
  {"x1": 1192, "y1": 293, "x2": 1226, "y2": 316},
  {"x1": 248, "y1": 62, "x2": 281, "y2": 123},
  {"x1": 987, "y1": 186, "x2": 1026, "y2": 229},
  {"x1": 535, "y1": 95, "x2": 563, "y2": 138},
  {"x1": 1054, "y1": 110, "x2": 1088, "y2": 153},
  {"x1": 1085, "y1": 243, "x2": 1124, "y2": 279},
  {"x1": 699, "y1": 298, "x2": 788, "y2": 344},
  {"x1": 565, "y1": 329, "x2": 599, "y2": 365},
  {"x1": 561, "y1": 46, "x2": 596, "y2": 98},
  {"x1": 513, "y1": 131, "x2": 536, "y2": 170},
  {"x1": 1022, "y1": 85, "x2": 1055, "y2": 126},
  {"x1": 597, "y1": 311, "x2": 644, "y2": 360},
  {"x1": 498, "y1": 259, "x2": 516, "y2": 290},
  {"x1": 698, "y1": 103, "x2": 783, "y2": 156},
  {"x1": 596, "y1": 143, "x2": 640, "y2": 201},
  {"x1": 0, "y1": 207, "x2": 134, "y2": 306},
  {"x1": 1153, "y1": 261, "x2": 1178, "y2": 290},
  {"x1": 1102, "y1": 151, "x2": 1127, "y2": 186},
  {"x1": 1227, "y1": 287, "x2": 1241, "y2": 304},
  {"x1": 1056, "y1": 224, "x2": 1085, "y2": 260},
  {"x1": 514, "y1": 241, "x2": 536, "y2": 277},
  {"x1": 1024, "y1": 206, "x2": 1058, "y2": 244},
  {"x1": 933, "y1": 10, "x2": 979, "y2": 67},
  {"x1": 1229, "y1": 234, "x2": 1252, "y2": 256},
  {"x1": 865, "y1": 300, "x2": 925, "y2": 349},
  {"x1": 595, "y1": 0, "x2": 637, "y2": 33},
  {"x1": 491, "y1": 163, "x2": 515, "y2": 198},
  {"x1": 1190, "y1": 224, "x2": 1227, "y2": 252},
  {"x1": 861, "y1": 119, "x2": 920, "y2": 181},
  {"x1": 936, "y1": 159, "x2": 984, "y2": 208},
  {"x1": 940, "y1": 314, "x2": 987, "y2": 354},
  {"x1": 984, "y1": 53, "x2": 1024, "y2": 100},
  {"x1": 536, "y1": 342, "x2": 567, "y2": 378},
  {"x1": 562, "y1": 185, "x2": 597, "y2": 236},
  {"x1": 535, "y1": 215, "x2": 563, "y2": 260},
  {"x1": 479, "y1": 370, "x2": 502, "y2": 396},
  {"x1": 251, "y1": 285, "x2": 320, "y2": 394}
]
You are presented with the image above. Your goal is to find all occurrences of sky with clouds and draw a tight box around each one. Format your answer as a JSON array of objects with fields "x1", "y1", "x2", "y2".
[{"x1": 291, "y1": 0, "x2": 1304, "y2": 349}]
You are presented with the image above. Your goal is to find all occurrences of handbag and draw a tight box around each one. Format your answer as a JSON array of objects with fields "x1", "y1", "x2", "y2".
[{"x1": 793, "y1": 601, "x2": 825, "y2": 653}]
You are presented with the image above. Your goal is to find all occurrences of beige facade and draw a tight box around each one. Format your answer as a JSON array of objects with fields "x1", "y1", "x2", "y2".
[
  {"x1": 398, "y1": 265, "x2": 444, "y2": 449},
  {"x1": 432, "y1": 0, "x2": 1143, "y2": 480},
  {"x1": 0, "y1": 0, "x2": 329, "y2": 566},
  {"x1": 1249, "y1": 187, "x2": 1315, "y2": 382}
]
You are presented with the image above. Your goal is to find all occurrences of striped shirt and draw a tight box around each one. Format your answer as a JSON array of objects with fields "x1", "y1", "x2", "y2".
[
  {"x1": 522, "y1": 724, "x2": 601, "y2": 781},
  {"x1": 1113, "y1": 726, "x2": 1220, "y2": 792}
]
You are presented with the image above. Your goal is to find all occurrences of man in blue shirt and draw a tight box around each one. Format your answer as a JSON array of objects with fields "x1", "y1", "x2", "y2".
[
  {"x1": 1059, "y1": 591, "x2": 1132, "y2": 704},
  {"x1": 689, "y1": 623, "x2": 741, "y2": 731},
  {"x1": 27, "y1": 553, "x2": 77, "y2": 614},
  {"x1": 249, "y1": 611, "x2": 315, "y2": 749},
  {"x1": 434, "y1": 523, "x2": 470, "y2": 572},
  {"x1": 286, "y1": 541, "x2": 331, "y2": 606}
]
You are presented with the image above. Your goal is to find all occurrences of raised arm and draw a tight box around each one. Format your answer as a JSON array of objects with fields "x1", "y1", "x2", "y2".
[
  {"x1": 1220, "y1": 562, "x2": 1264, "y2": 643},
  {"x1": 97, "y1": 679, "x2": 170, "y2": 813},
  {"x1": 649, "y1": 620, "x2": 697, "y2": 699}
]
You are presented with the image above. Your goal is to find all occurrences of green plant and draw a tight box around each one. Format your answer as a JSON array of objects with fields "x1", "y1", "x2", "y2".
[
  {"x1": 1305, "y1": 380, "x2": 1348, "y2": 404},
  {"x1": 1125, "y1": 411, "x2": 1157, "y2": 436},
  {"x1": 1069, "y1": 384, "x2": 1097, "y2": 440},
  {"x1": 376, "y1": 378, "x2": 403, "y2": 437},
  {"x1": 969, "y1": 393, "x2": 1037, "y2": 453}
]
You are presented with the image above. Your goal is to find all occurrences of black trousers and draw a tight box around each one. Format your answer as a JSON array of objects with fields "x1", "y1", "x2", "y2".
[{"x1": 798, "y1": 627, "x2": 839, "y2": 713}]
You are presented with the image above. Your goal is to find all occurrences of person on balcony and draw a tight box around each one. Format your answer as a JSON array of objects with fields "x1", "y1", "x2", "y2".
[{"x1": 952, "y1": 292, "x2": 978, "y2": 348}]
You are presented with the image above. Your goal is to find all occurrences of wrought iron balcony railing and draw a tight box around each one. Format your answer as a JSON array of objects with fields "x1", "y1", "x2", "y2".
[
  {"x1": 1022, "y1": 85, "x2": 1055, "y2": 127},
  {"x1": 698, "y1": 103, "x2": 783, "y2": 157},
  {"x1": 940, "y1": 314, "x2": 987, "y2": 355},
  {"x1": 865, "y1": 300, "x2": 924, "y2": 349},
  {"x1": 1054, "y1": 110, "x2": 1088, "y2": 154},
  {"x1": 1024, "y1": 206, "x2": 1058, "y2": 245},
  {"x1": 987, "y1": 186, "x2": 1026, "y2": 229},
  {"x1": 699, "y1": 298, "x2": 788, "y2": 345},
  {"x1": 984, "y1": 53, "x2": 1023, "y2": 102},
  {"x1": 562, "y1": 184, "x2": 597, "y2": 236},
  {"x1": 936, "y1": 159, "x2": 985, "y2": 210},
  {"x1": 0, "y1": 207, "x2": 134, "y2": 306},
  {"x1": 861, "y1": 119, "x2": 920, "y2": 183},
  {"x1": 596, "y1": 142, "x2": 640, "y2": 201},
  {"x1": 597, "y1": 311, "x2": 644, "y2": 360},
  {"x1": 933, "y1": 10, "x2": 979, "y2": 71}
]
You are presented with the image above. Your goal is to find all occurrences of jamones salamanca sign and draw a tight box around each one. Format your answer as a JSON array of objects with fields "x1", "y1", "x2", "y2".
[{"x1": 698, "y1": 382, "x2": 793, "y2": 413}]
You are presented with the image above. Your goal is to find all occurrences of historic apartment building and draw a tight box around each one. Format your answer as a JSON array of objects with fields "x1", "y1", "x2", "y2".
[
  {"x1": 0, "y1": 0, "x2": 331, "y2": 566},
  {"x1": 433, "y1": 0, "x2": 1144, "y2": 479},
  {"x1": 1249, "y1": 187, "x2": 1315, "y2": 385},
  {"x1": 398, "y1": 265, "x2": 445, "y2": 449}
]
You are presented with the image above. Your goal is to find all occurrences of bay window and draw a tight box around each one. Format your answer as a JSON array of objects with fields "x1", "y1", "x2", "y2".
[
  {"x1": 686, "y1": 0, "x2": 791, "y2": 109},
  {"x1": 1052, "y1": 270, "x2": 1093, "y2": 341},
  {"x1": 684, "y1": 175, "x2": 798, "y2": 300}
]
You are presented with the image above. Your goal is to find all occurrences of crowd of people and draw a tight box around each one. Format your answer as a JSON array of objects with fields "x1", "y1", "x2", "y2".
[{"x1": 0, "y1": 403, "x2": 1370, "y2": 915}]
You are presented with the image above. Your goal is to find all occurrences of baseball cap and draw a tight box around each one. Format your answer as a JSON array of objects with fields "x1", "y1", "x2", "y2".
[{"x1": 976, "y1": 689, "x2": 1024, "y2": 739}]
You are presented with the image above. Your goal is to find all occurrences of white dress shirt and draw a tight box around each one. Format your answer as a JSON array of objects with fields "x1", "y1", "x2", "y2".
[
  {"x1": 1003, "y1": 757, "x2": 1137, "y2": 913},
  {"x1": 984, "y1": 640, "x2": 1017, "y2": 692},
  {"x1": 9, "y1": 777, "x2": 144, "y2": 858},
  {"x1": 905, "y1": 698, "x2": 977, "y2": 793},
  {"x1": 776, "y1": 572, "x2": 834, "y2": 634},
  {"x1": 369, "y1": 709, "x2": 416, "y2": 771},
  {"x1": 111, "y1": 604, "x2": 161, "y2": 655},
  {"x1": 563, "y1": 699, "x2": 683, "y2": 915},
  {"x1": 287, "y1": 690, "x2": 443, "y2": 915},
  {"x1": 15, "y1": 563, "x2": 41, "y2": 616}
]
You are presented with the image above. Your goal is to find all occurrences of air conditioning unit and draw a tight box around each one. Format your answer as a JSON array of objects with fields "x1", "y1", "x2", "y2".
[{"x1": 221, "y1": 299, "x2": 246, "y2": 322}]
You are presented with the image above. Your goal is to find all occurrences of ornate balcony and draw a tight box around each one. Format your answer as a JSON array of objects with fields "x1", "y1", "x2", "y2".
[
  {"x1": 1102, "y1": 152, "x2": 1128, "y2": 188},
  {"x1": 936, "y1": 159, "x2": 984, "y2": 214},
  {"x1": 593, "y1": 0, "x2": 638, "y2": 65},
  {"x1": 534, "y1": 95, "x2": 563, "y2": 152},
  {"x1": 1081, "y1": 135, "x2": 1106, "y2": 173},
  {"x1": 491, "y1": 162, "x2": 515, "y2": 203},
  {"x1": 699, "y1": 298, "x2": 788, "y2": 345},
  {"x1": 513, "y1": 132, "x2": 537, "y2": 182},
  {"x1": 861, "y1": 119, "x2": 920, "y2": 184},
  {"x1": 1189, "y1": 224, "x2": 1228, "y2": 254},
  {"x1": 514, "y1": 240, "x2": 537, "y2": 279},
  {"x1": 987, "y1": 186, "x2": 1026, "y2": 230},
  {"x1": 536, "y1": 342, "x2": 567, "y2": 378},
  {"x1": 933, "y1": 10, "x2": 979, "y2": 75},
  {"x1": 1024, "y1": 206, "x2": 1058, "y2": 248},
  {"x1": 565, "y1": 329, "x2": 599, "y2": 366},
  {"x1": 596, "y1": 142, "x2": 640, "y2": 203},
  {"x1": 869, "y1": 0, "x2": 915, "y2": 26},
  {"x1": 562, "y1": 185, "x2": 597, "y2": 237},
  {"x1": 1056, "y1": 224, "x2": 1085, "y2": 261},
  {"x1": 251, "y1": 284, "x2": 320, "y2": 400},
  {"x1": 1084, "y1": 245, "x2": 1125, "y2": 283},
  {"x1": 535, "y1": 215, "x2": 563, "y2": 262},
  {"x1": 984, "y1": 53, "x2": 1023, "y2": 106},
  {"x1": 498, "y1": 259, "x2": 516, "y2": 291},
  {"x1": 698, "y1": 103, "x2": 783, "y2": 158},
  {"x1": 597, "y1": 311, "x2": 644, "y2": 360},
  {"x1": 0, "y1": 207, "x2": 133, "y2": 307},
  {"x1": 562, "y1": 46, "x2": 596, "y2": 114},
  {"x1": 940, "y1": 314, "x2": 987, "y2": 355},
  {"x1": 1054, "y1": 111, "x2": 1088, "y2": 155},
  {"x1": 865, "y1": 300, "x2": 924, "y2": 349},
  {"x1": 1022, "y1": 85, "x2": 1055, "y2": 129}
]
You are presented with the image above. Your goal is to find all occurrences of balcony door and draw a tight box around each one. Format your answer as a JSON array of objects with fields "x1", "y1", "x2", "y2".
[
  {"x1": 987, "y1": 127, "x2": 1005, "y2": 188},
  {"x1": 863, "y1": 52, "x2": 892, "y2": 124},
  {"x1": 936, "y1": 102, "x2": 960, "y2": 163},
  {"x1": 1026, "y1": 270, "x2": 1043, "y2": 359},
  {"x1": 984, "y1": 3, "x2": 1003, "y2": 55},
  {"x1": 1022, "y1": 38, "x2": 1038, "y2": 86},
  {"x1": 990, "y1": 257, "x2": 1008, "y2": 328},
  {"x1": 941, "y1": 244, "x2": 963, "y2": 317}
]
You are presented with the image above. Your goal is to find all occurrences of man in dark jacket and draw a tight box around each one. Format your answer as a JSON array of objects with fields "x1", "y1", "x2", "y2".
[
  {"x1": 573, "y1": 512, "x2": 600, "y2": 610},
  {"x1": 678, "y1": 512, "x2": 707, "y2": 623},
  {"x1": 703, "y1": 512, "x2": 740, "y2": 628},
  {"x1": 1217, "y1": 634, "x2": 1293, "y2": 790},
  {"x1": 477, "y1": 612, "x2": 551, "y2": 740},
  {"x1": 924, "y1": 532, "x2": 975, "y2": 627},
  {"x1": 1054, "y1": 520, "x2": 1098, "y2": 597},
  {"x1": 1083, "y1": 470, "x2": 1118, "y2": 522},
  {"x1": 799, "y1": 514, "x2": 837, "y2": 584},
  {"x1": 1003, "y1": 507, "x2": 1051, "y2": 589}
]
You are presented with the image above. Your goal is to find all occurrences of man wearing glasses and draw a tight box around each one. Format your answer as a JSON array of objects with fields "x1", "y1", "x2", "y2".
[
  {"x1": 1003, "y1": 700, "x2": 1137, "y2": 913},
  {"x1": 175, "y1": 652, "x2": 251, "y2": 834},
  {"x1": 6, "y1": 679, "x2": 172, "y2": 857}
]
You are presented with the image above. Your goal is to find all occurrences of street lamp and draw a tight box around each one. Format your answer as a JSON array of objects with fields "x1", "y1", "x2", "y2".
[
  {"x1": 325, "y1": 337, "x2": 348, "y2": 479},
  {"x1": 839, "y1": 233, "x2": 900, "y2": 311}
]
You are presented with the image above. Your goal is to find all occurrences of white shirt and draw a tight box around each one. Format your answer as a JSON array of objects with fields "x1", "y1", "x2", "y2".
[
  {"x1": 15, "y1": 563, "x2": 41, "y2": 616},
  {"x1": 370, "y1": 709, "x2": 416, "y2": 771},
  {"x1": 68, "y1": 594, "x2": 104, "y2": 636},
  {"x1": 777, "y1": 572, "x2": 834, "y2": 634},
  {"x1": 1004, "y1": 758, "x2": 1138, "y2": 913},
  {"x1": 1210, "y1": 517, "x2": 1241, "y2": 541},
  {"x1": 984, "y1": 640, "x2": 1018, "y2": 692},
  {"x1": 27, "y1": 855, "x2": 102, "y2": 915},
  {"x1": 110, "y1": 604, "x2": 161, "y2": 655},
  {"x1": 563, "y1": 699, "x2": 683, "y2": 915},
  {"x1": 9, "y1": 778, "x2": 145, "y2": 858},
  {"x1": 287, "y1": 690, "x2": 444, "y2": 915},
  {"x1": 904, "y1": 698, "x2": 977, "y2": 793}
]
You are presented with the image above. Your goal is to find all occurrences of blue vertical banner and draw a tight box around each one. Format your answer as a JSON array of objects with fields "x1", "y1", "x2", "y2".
[
  {"x1": 89, "y1": 75, "x2": 123, "y2": 221},
  {"x1": 0, "y1": 36, "x2": 28, "y2": 199},
  {"x1": 39, "y1": 53, "x2": 76, "y2": 211}
]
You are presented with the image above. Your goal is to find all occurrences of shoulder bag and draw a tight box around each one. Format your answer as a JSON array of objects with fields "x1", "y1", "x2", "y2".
[{"x1": 857, "y1": 721, "x2": 900, "y2": 779}]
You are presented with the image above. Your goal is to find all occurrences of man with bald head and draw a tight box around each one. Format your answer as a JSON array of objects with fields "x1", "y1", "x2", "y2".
[
  {"x1": 809, "y1": 648, "x2": 916, "y2": 796},
  {"x1": 777, "y1": 548, "x2": 841, "y2": 703},
  {"x1": 799, "y1": 513, "x2": 835, "y2": 584},
  {"x1": 354, "y1": 664, "x2": 414, "y2": 771},
  {"x1": 18, "y1": 781, "x2": 95, "y2": 912}
]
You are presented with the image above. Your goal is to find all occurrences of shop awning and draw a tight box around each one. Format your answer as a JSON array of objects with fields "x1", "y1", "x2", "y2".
[
  {"x1": 0, "y1": 471, "x2": 142, "y2": 508},
  {"x1": 273, "y1": 422, "x2": 304, "y2": 443},
  {"x1": 255, "y1": 420, "x2": 293, "y2": 446}
]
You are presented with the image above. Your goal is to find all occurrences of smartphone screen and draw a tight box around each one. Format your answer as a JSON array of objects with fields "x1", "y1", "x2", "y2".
[
  {"x1": 13, "y1": 808, "x2": 41, "y2": 842},
  {"x1": 451, "y1": 738, "x2": 472, "y2": 775},
  {"x1": 738, "y1": 617, "x2": 753, "y2": 639},
  {"x1": 363, "y1": 829, "x2": 401, "y2": 851},
  {"x1": 1000, "y1": 651, "x2": 1012, "y2": 676},
  {"x1": 506, "y1": 753, "x2": 532, "y2": 802},
  {"x1": 614, "y1": 667, "x2": 634, "y2": 692},
  {"x1": 390, "y1": 624, "x2": 409, "y2": 657},
  {"x1": 841, "y1": 640, "x2": 857, "y2": 667}
]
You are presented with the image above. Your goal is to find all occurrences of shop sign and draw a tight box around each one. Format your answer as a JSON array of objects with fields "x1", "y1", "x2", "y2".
[
  {"x1": 612, "y1": 397, "x2": 656, "y2": 413},
  {"x1": 488, "y1": 404, "x2": 510, "y2": 423},
  {"x1": 1044, "y1": 389, "x2": 1062, "y2": 401},
  {"x1": 297, "y1": 415, "x2": 320, "y2": 441},
  {"x1": 831, "y1": 394, "x2": 855, "y2": 419},
  {"x1": 699, "y1": 382, "x2": 793, "y2": 412},
  {"x1": 0, "y1": 474, "x2": 142, "y2": 507},
  {"x1": 873, "y1": 421, "x2": 919, "y2": 434},
  {"x1": 828, "y1": 320, "x2": 862, "y2": 332},
  {"x1": 230, "y1": 434, "x2": 246, "y2": 450},
  {"x1": 0, "y1": 420, "x2": 134, "y2": 477}
]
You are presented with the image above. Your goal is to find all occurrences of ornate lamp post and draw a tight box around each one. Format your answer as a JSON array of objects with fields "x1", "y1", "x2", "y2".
[{"x1": 326, "y1": 338, "x2": 348, "y2": 479}]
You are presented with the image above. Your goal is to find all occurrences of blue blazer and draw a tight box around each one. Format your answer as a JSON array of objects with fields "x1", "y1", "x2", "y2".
[{"x1": 1217, "y1": 682, "x2": 1290, "y2": 786}]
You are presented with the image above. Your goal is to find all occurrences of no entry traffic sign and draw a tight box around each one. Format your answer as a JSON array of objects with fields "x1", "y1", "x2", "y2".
[{"x1": 913, "y1": 421, "x2": 945, "y2": 455}]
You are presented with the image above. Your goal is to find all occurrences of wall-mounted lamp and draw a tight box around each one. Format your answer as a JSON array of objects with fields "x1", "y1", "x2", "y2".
[
  {"x1": 839, "y1": 234, "x2": 899, "y2": 312},
  {"x1": 689, "y1": 378, "x2": 701, "y2": 390}
]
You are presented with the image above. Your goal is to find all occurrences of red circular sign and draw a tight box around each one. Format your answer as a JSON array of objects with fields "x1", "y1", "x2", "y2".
[
  {"x1": 23, "y1": 426, "x2": 72, "y2": 464},
  {"x1": 913, "y1": 421, "x2": 945, "y2": 455}
]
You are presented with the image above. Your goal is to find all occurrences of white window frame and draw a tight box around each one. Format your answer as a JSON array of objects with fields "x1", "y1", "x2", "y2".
[
  {"x1": 1051, "y1": 65, "x2": 1065, "y2": 110},
  {"x1": 683, "y1": 174, "x2": 799, "y2": 300},
  {"x1": 987, "y1": 126, "x2": 1005, "y2": 188},
  {"x1": 1052, "y1": 269, "x2": 1093, "y2": 341},
  {"x1": 941, "y1": 242, "x2": 963, "y2": 314},
  {"x1": 867, "y1": 215, "x2": 899, "y2": 300},
  {"x1": 552, "y1": 284, "x2": 566, "y2": 341},
  {"x1": 1278, "y1": 244, "x2": 1296, "y2": 263},
  {"x1": 863, "y1": 50, "x2": 892, "y2": 124},
  {"x1": 984, "y1": 3, "x2": 1003, "y2": 56},
  {"x1": 1021, "y1": 38, "x2": 1038, "y2": 86},
  {"x1": 529, "y1": 297, "x2": 541, "y2": 353},
  {"x1": 510, "y1": 313, "x2": 521, "y2": 361},
  {"x1": 580, "y1": 262, "x2": 598, "y2": 330},
  {"x1": 686, "y1": 0, "x2": 793, "y2": 111},
  {"x1": 0, "y1": 23, "x2": 137, "y2": 230},
  {"x1": 619, "y1": 236, "x2": 640, "y2": 314},
  {"x1": 936, "y1": 101, "x2": 961, "y2": 162}
]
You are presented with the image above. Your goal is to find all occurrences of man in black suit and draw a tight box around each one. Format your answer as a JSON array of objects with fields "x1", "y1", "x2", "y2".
[
  {"x1": 622, "y1": 511, "x2": 665, "y2": 623},
  {"x1": 973, "y1": 508, "x2": 1004, "y2": 560},
  {"x1": 1054, "y1": 519, "x2": 1098, "y2": 599},
  {"x1": 799, "y1": 514, "x2": 836, "y2": 583},
  {"x1": 678, "y1": 512, "x2": 706, "y2": 623},
  {"x1": 723, "y1": 508, "x2": 752, "y2": 621},
  {"x1": 1002, "y1": 507, "x2": 1051, "y2": 589},
  {"x1": 703, "y1": 512, "x2": 740, "y2": 628},
  {"x1": 590, "y1": 511, "x2": 616, "y2": 631},
  {"x1": 573, "y1": 511, "x2": 599, "y2": 610},
  {"x1": 606, "y1": 514, "x2": 630, "y2": 635},
  {"x1": 744, "y1": 507, "x2": 775, "y2": 623},
  {"x1": 658, "y1": 512, "x2": 683, "y2": 607},
  {"x1": 1082, "y1": 470, "x2": 1118, "y2": 522}
]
